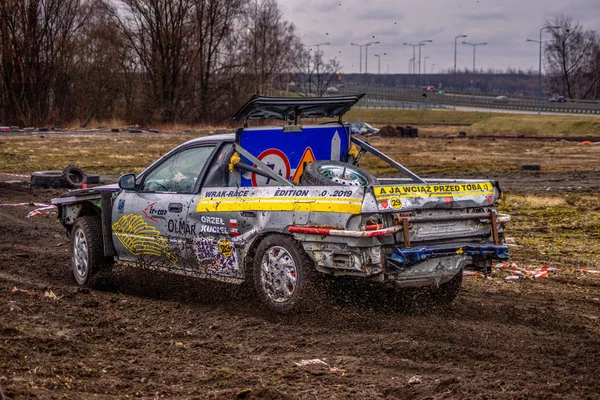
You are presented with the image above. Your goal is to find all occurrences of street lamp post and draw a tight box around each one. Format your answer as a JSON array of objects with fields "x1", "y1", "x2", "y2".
[
  {"x1": 351, "y1": 41, "x2": 379, "y2": 74},
  {"x1": 431, "y1": 63, "x2": 436, "y2": 74},
  {"x1": 418, "y1": 40, "x2": 432, "y2": 84},
  {"x1": 454, "y1": 34, "x2": 467, "y2": 110},
  {"x1": 462, "y1": 41, "x2": 487, "y2": 72},
  {"x1": 408, "y1": 57, "x2": 414, "y2": 74},
  {"x1": 527, "y1": 26, "x2": 560, "y2": 115},
  {"x1": 403, "y1": 43, "x2": 418, "y2": 78},
  {"x1": 374, "y1": 54, "x2": 381, "y2": 74},
  {"x1": 423, "y1": 56, "x2": 430, "y2": 75},
  {"x1": 350, "y1": 43, "x2": 363, "y2": 74},
  {"x1": 364, "y1": 41, "x2": 379, "y2": 74}
]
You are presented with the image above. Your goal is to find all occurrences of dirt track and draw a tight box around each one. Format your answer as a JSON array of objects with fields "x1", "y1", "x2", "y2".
[{"x1": 1, "y1": 181, "x2": 600, "y2": 399}]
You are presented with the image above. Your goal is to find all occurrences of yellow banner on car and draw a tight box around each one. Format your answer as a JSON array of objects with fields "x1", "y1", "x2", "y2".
[
  {"x1": 374, "y1": 182, "x2": 494, "y2": 200},
  {"x1": 196, "y1": 197, "x2": 363, "y2": 214}
]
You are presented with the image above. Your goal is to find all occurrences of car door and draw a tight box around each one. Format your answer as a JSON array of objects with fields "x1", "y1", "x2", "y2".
[
  {"x1": 186, "y1": 144, "x2": 247, "y2": 279},
  {"x1": 111, "y1": 144, "x2": 217, "y2": 270}
]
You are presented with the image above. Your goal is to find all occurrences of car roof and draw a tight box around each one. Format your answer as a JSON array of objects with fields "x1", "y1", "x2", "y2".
[{"x1": 181, "y1": 133, "x2": 235, "y2": 147}]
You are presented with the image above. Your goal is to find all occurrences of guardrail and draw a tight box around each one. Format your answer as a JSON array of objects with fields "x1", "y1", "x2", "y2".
[{"x1": 343, "y1": 86, "x2": 600, "y2": 114}]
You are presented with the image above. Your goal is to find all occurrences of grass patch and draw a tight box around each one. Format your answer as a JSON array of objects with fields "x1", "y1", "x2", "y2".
[
  {"x1": 359, "y1": 137, "x2": 600, "y2": 175},
  {"x1": 342, "y1": 108, "x2": 600, "y2": 138},
  {"x1": 500, "y1": 194, "x2": 600, "y2": 269},
  {"x1": 343, "y1": 108, "x2": 494, "y2": 125},
  {"x1": 0, "y1": 133, "x2": 200, "y2": 175},
  {"x1": 469, "y1": 114, "x2": 600, "y2": 137},
  {"x1": 2, "y1": 132, "x2": 599, "y2": 176}
]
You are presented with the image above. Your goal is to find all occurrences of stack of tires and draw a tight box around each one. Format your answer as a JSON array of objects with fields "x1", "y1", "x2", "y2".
[
  {"x1": 30, "y1": 166, "x2": 100, "y2": 188},
  {"x1": 395, "y1": 126, "x2": 419, "y2": 138}
]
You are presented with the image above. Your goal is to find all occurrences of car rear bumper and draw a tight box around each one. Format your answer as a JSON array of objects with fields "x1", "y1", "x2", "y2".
[
  {"x1": 384, "y1": 244, "x2": 508, "y2": 287},
  {"x1": 387, "y1": 243, "x2": 509, "y2": 269}
]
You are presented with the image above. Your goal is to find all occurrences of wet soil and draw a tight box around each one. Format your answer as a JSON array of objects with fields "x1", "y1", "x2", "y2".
[{"x1": 1, "y1": 181, "x2": 600, "y2": 399}]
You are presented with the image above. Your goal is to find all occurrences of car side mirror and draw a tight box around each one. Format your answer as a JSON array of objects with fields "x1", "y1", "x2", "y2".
[{"x1": 119, "y1": 174, "x2": 137, "y2": 191}]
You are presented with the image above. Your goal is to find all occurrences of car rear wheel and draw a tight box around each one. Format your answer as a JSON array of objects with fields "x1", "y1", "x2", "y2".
[
  {"x1": 301, "y1": 160, "x2": 379, "y2": 186},
  {"x1": 252, "y1": 235, "x2": 316, "y2": 313},
  {"x1": 70, "y1": 216, "x2": 113, "y2": 288}
]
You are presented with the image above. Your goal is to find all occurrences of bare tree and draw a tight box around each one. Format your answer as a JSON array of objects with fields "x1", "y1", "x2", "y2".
[
  {"x1": 289, "y1": 48, "x2": 341, "y2": 97},
  {"x1": 242, "y1": 0, "x2": 302, "y2": 95},
  {"x1": 74, "y1": 0, "x2": 131, "y2": 126},
  {"x1": 544, "y1": 15, "x2": 599, "y2": 99},
  {"x1": 189, "y1": 0, "x2": 244, "y2": 121},
  {"x1": 106, "y1": 0, "x2": 196, "y2": 122},
  {"x1": 0, "y1": 0, "x2": 88, "y2": 125}
]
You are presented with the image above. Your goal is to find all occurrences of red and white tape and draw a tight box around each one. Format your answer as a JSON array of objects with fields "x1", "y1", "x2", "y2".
[
  {"x1": 465, "y1": 262, "x2": 600, "y2": 281},
  {"x1": 0, "y1": 202, "x2": 51, "y2": 207},
  {"x1": 27, "y1": 205, "x2": 57, "y2": 217},
  {"x1": 0, "y1": 202, "x2": 57, "y2": 217},
  {"x1": 0, "y1": 172, "x2": 29, "y2": 178}
]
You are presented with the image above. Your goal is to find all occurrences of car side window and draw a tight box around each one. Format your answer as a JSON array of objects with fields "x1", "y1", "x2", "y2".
[{"x1": 142, "y1": 146, "x2": 215, "y2": 193}]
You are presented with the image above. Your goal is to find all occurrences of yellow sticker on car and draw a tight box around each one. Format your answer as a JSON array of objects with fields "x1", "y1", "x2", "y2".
[{"x1": 374, "y1": 182, "x2": 494, "y2": 200}]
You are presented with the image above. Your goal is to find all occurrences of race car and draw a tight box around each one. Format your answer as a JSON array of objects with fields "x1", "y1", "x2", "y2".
[{"x1": 52, "y1": 94, "x2": 510, "y2": 312}]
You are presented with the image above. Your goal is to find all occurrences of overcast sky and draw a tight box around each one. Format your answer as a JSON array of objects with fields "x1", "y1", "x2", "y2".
[{"x1": 278, "y1": 0, "x2": 600, "y2": 74}]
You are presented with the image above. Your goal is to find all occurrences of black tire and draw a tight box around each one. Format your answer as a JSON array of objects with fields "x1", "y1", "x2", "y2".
[
  {"x1": 86, "y1": 174, "x2": 100, "y2": 184},
  {"x1": 30, "y1": 170, "x2": 65, "y2": 188},
  {"x1": 70, "y1": 216, "x2": 113, "y2": 288},
  {"x1": 300, "y1": 160, "x2": 379, "y2": 186},
  {"x1": 520, "y1": 164, "x2": 541, "y2": 171},
  {"x1": 62, "y1": 166, "x2": 87, "y2": 188},
  {"x1": 429, "y1": 271, "x2": 463, "y2": 305},
  {"x1": 252, "y1": 234, "x2": 317, "y2": 313}
]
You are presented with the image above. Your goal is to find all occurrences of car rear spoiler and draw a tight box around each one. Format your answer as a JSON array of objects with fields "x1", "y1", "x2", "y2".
[{"x1": 231, "y1": 94, "x2": 365, "y2": 125}]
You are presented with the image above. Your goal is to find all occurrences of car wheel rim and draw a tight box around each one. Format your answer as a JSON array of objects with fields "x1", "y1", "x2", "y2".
[
  {"x1": 73, "y1": 228, "x2": 89, "y2": 280},
  {"x1": 260, "y1": 246, "x2": 297, "y2": 303},
  {"x1": 317, "y1": 164, "x2": 369, "y2": 186}
]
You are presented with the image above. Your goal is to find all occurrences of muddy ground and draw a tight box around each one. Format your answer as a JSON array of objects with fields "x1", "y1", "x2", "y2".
[{"x1": 1, "y1": 175, "x2": 600, "y2": 398}]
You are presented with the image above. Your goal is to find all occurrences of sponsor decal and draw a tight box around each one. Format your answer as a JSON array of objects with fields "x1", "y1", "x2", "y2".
[
  {"x1": 374, "y1": 182, "x2": 494, "y2": 199},
  {"x1": 218, "y1": 239, "x2": 233, "y2": 258},
  {"x1": 200, "y1": 216, "x2": 224, "y2": 225},
  {"x1": 192, "y1": 237, "x2": 239, "y2": 273},
  {"x1": 198, "y1": 225, "x2": 228, "y2": 234},
  {"x1": 205, "y1": 189, "x2": 250, "y2": 198},
  {"x1": 112, "y1": 215, "x2": 177, "y2": 264},
  {"x1": 142, "y1": 202, "x2": 168, "y2": 222},
  {"x1": 390, "y1": 197, "x2": 403, "y2": 209},
  {"x1": 118, "y1": 199, "x2": 125, "y2": 212},
  {"x1": 167, "y1": 219, "x2": 197, "y2": 235},
  {"x1": 196, "y1": 215, "x2": 228, "y2": 234}
]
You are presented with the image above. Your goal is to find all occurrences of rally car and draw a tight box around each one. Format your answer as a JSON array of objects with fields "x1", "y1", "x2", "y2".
[{"x1": 52, "y1": 94, "x2": 510, "y2": 312}]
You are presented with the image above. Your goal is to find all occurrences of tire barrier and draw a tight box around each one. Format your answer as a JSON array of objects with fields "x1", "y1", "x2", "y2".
[
  {"x1": 3, "y1": 167, "x2": 100, "y2": 187},
  {"x1": 62, "y1": 166, "x2": 87, "y2": 188},
  {"x1": 29, "y1": 166, "x2": 98, "y2": 188}
]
